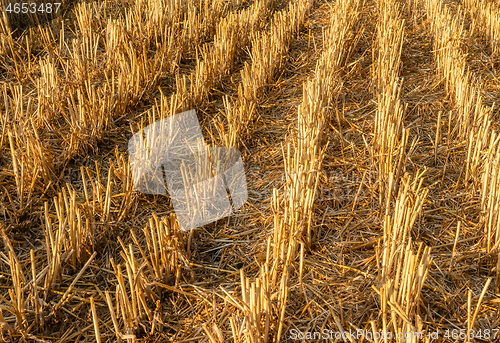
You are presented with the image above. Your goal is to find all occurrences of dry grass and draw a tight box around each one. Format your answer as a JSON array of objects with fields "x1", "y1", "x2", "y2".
[{"x1": 1, "y1": 0, "x2": 500, "y2": 342}]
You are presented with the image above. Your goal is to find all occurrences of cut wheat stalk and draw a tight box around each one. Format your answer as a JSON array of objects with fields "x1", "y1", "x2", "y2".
[
  {"x1": 53, "y1": 251, "x2": 96, "y2": 313},
  {"x1": 90, "y1": 297, "x2": 101, "y2": 343},
  {"x1": 29, "y1": 250, "x2": 41, "y2": 329},
  {"x1": 104, "y1": 290, "x2": 122, "y2": 343},
  {"x1": 228, "y1": 249, "x2": 273, "y2": 343}
]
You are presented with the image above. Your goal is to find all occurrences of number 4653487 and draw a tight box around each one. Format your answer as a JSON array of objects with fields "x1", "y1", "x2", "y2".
[{"x1": 5, "y1": 3, "x2": 61, "y2": 14}]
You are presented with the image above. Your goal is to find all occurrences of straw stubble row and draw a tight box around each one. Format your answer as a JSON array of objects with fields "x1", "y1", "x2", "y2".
[
  {"x1": 0, "y1": 147, "x2": 136, "y2": 339},
  {"x1": 423, "y1": 0, "x2": 500, "y2": 284},
  {"x1": 372, "y1": 0, "x2": 407, "y2": 207},
  {"x1": 277, "y1": 0, "x2": 361, "y2": 279},
  {"x1": 4, "y1": 0, "x2": 232, "y2": 203},
  {"x1": 422, "y1": 0, "x2": 497, "y2": 320},
  {"x1": 103, "y1": 213, "x2": 193, "y2": 341},
  {"x1": 372, "y1": 171, "x2": 431, "y2": 343},
  {"x1": 423, "y1": 0, "x2": 493, "y2": 187},
  {"x1": 219, "y1": 1, "x2": 363, "y2": 342},
  {"x1": 217, "y1": 0, "x2": 314, "y2": 148},
  {"x1": 170, "y1": 0, "x2": 275, "y2": 117},
  {"x1": 368, "y1": 2, "x2": 434, "y2": 341},
  {"x1": 0, "y1": 3, "x2": 233, "y2": 335}
]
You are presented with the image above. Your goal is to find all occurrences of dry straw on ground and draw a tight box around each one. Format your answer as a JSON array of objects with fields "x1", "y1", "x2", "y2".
[{"x1": 1, "y1": 0, "x2": 500, "y2": 342}]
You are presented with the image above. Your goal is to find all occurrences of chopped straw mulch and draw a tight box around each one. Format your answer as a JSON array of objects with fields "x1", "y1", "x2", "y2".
[{"x1": 0, "y1": 0, "x2": 500, "y2": 342}]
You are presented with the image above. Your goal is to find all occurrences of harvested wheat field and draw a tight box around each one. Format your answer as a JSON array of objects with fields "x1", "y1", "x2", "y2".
[{"x1": 1, "y1": 0, "x2": 500, "y2": 341}]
